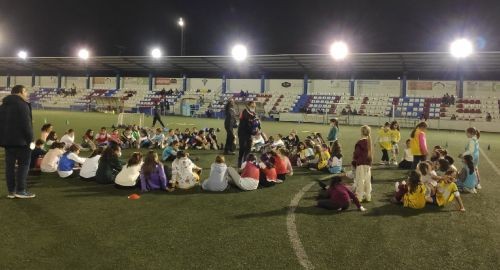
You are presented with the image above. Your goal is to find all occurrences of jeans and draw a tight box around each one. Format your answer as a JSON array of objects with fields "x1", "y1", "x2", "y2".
[
  {"x1": 224, "y1": 128, "x2": 235, "y2": 153},
  {"x1": 238, "y1": 135, "x2": 253, "y2": 167},
  {"x1": 381, "y1": 149, "x2": 389, "y2": 162},
  {"x1": 412, "y1": 155, "x2": 426, "y2": 169},
  {"x1": 5, "y1": 147, "x2": 32, "y2": 193},
  {"x1": 152, "y1": 116, "x2": 165, "y2": 128}
]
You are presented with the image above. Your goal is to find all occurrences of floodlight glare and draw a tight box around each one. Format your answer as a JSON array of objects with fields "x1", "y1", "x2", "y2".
[
  {"x1": 231, "y1": 44, "x2": 248, "y2": 61},
  {"x1": 450, "y1": 38, "x2": 473, "y2": 58},
  {"x1": 330, "y1": 41, "x2": 349, "y2": 60},
  {"x1": 178, "y1": 18, "x2": 184, "y2": 27},
  {"x1": 78, "y1": 49, "x2": 90, "y2": 60},
  {"x1": 17, "y1": 50, "x2": 28, "y2": 59},
  {"x1": 151, "y1": 48, "x2": 162, "y2": 59}
]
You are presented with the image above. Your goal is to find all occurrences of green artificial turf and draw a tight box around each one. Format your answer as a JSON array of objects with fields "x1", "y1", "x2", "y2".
[{"x1": 1, "y1": 111, "x2": 500, "y2": 269}]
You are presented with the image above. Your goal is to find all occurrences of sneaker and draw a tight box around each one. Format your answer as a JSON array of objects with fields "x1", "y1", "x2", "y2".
[
  {"x1": 394, "y1": 182, "x2": 400, "y2": 192},
  {"x1": 392, "y1": 161, "x2": 398, "y2": 166},
  {"x1": 14, "y1": 191, "x2": 36, "y2": 199},
  {"x1": 275, "y1": 180, "x2": 284, "y2": 184},
  {"x1": 476, "y1": 183, "x2": 482, "y2": 190},
  {"x1": 379, "y1": 161, "x2": 385, "y2": 165},
  {"x1": 7, "y1": 193, "x2": 16, "y2": 199}
]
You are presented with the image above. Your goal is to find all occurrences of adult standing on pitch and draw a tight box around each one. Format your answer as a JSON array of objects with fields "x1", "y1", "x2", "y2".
[
  {"x1": 224, "y1": 98, "x2": 237, "y2": 155},
  {"x1": 0, "y1": 85, "x2": 36, "y2": 198},
  {"x1": 238, "y1": 101, "x2": 259, "y2": 167},
  {"x1": 152, "y1": 104, "x2": 165, "y2": 128}
]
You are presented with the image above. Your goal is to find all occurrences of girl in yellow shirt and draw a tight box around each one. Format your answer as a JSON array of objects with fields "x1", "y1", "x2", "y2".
[
  {"x1": 377, "y1": 122, "x2": 392, "y2": 165},
  {"x1": 390, "y1": 121, "x2": 401, "y2": 166},
  {"x1": 392, "y1": 171, "x2": 427, "y2": 209}
]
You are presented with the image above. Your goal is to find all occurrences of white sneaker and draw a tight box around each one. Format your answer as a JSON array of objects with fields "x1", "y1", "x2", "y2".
[
  {"x1": 476, "y1": 183, "x2": 482, "y2": 190},
  {"x1": 379, "y1": 161, "x2": 385, "y2": 165},
  {"x1": 275, "y1": 180, "x2": 284, "y2": 184},
  {"x1": 392, "y1": 161, "x2": 398, "y2": 166},
  {"x1": 394, "y1": 182, "x2": 400, "y2": 192},
  {"x1": 7, "y1": 193, "x2": 16, "y2": 199}
]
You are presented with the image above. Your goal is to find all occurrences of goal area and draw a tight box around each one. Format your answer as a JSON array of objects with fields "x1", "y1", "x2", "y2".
[{"x1": 117, "y1": 113, "x2": 145, "y2": 127}]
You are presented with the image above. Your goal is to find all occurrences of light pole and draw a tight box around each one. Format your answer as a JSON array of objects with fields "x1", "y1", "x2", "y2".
[{"x1": 178, "y1": 18, "x2": 185, "y2": 56}]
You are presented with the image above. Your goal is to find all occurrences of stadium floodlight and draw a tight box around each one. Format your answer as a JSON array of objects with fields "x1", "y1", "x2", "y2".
[
  {"x1": 450, "y1": 38, "x2": 473, "y2": 58},
  {"x1": 78, "y1": 49, "x2": 90, "y2": 60},
  {"x1": 151, "y1": 48, "x2": 162, "y2": 59},
  {"x1": 329, "y1": 41, "x2": 349, "y2": 60},
  {"x1": 231, "y1": 44, "x2": 248, "y2": 61},
  {"x1": 178, "y1": 18, "x2": 184, "y2": 27},
  {"x1": 17, "y1": 50, "x2": 28, "y2": 59}
]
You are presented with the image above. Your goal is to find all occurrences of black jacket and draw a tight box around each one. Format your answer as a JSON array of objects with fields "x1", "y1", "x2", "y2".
[
  {"x1": 0, "y1": 95, "x2": 33, "y2": 147},
  {"x1": 237, "y1": 108, "x2": 257, "y2": 137},
  {"x1": 224, "y1": 105, "x2": 237, "y2": 130}
]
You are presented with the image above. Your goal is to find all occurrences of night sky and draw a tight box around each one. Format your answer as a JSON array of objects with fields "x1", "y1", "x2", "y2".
[{"x1": 0, "y1": 0, "x2": 499, "y2": 57}]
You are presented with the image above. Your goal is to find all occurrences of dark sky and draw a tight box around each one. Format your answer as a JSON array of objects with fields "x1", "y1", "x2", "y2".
[{"x1": 0, "y1": 0, "x2": 499, "y2": 57}]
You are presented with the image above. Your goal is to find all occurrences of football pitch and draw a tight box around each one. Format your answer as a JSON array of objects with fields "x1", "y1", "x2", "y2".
[{"x1": 1, "y1": 110, "x2": 500, "y2": 269}]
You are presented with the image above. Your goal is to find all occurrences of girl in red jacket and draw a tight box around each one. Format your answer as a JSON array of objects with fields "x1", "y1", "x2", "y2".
[{"x1": 352, "y1": 125, "x2": 373, "y2": 202}]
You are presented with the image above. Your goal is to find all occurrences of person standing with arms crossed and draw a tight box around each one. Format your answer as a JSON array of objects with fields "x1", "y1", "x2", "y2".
[
  {"x1": 224, "y1": 98, "x2": 237, "y2": 155},
  {"x1": 238, "y1": 101, "x2": 259, "y2": 167},
  {"x1": 0, "y1": 85, "x2": 36, "y2": 198}
]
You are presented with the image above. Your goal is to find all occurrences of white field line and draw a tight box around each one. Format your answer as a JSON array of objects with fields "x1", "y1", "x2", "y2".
[
  {"x1": 287, "y1": 181, "x2": 316, "y2": 270},
  {"x1": 479, "y1": 147, "x2": 500, "y2": 175}
]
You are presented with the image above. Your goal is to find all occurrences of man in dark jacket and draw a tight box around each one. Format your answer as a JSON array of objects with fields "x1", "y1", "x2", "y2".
[
  {"x1": 152, "y1": 105, "x2": 165, "y2": 128},
  {"x1": 0, "y1": 85, "x2": 36, "y2": 198},
  {"x1": 223, "y1": 98, "x2": 237, "y2": 155}
]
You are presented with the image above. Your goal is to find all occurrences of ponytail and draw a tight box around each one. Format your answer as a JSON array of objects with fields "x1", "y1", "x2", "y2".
[
  {"x1": 464, "y1": 155, "x2": 475, "y2": 175},
  {"x1": 410, "y1": 128, "x2": 417, "y2": 138},
  {"x1": 411, "y1": 122, "x2": 428, "y2": 138}
]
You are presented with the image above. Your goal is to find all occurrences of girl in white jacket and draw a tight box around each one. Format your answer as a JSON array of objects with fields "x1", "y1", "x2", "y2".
[
  {"x1": 201, "y1": 155, "x2": 229, "y2": 192},
  {"x1": 115, "y1": 152, "x2": 144, "y2": 189}
]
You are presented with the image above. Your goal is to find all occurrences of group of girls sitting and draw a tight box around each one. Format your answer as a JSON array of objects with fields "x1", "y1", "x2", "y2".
[
  {"x1": 137, "y1": 126, "x2": 220, "y2": 150},
  {"x1": 200, "y1": 147, "x2": 293, "y2": 192}
]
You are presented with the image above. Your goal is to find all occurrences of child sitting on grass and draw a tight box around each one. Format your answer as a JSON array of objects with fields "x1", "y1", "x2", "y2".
[
  {"x1": 60, "y1": 129, "x2": 76, "y2": 149},
  {"x1": 296, "y1": 142, "x2": 314, "y2": 167},
  {"x1": 108, "y1": 129, "x2": 123, "y2": 146},
  {"x1": 426, "y1": 171, "x2": 466, "y2": 212},
  {"x1": 457, "y1": 155, "x2": 478, "y2": 194},
  {"x1": 162, "y1": 140, "x2": 180, "y2": 162},
  {"x1": 201, "y1": 155, "x2": 229, "y2": 192},
  {"x1": 309, "y1": 144, "x2": 330, "y2": 171},
  {"x1": 226, "y1": 154, "x2": 260, "y2": 191},
  {"x1": 271, "y1": 149, "x2": 288, "y2": 181},
  {"x1": 259, "y1": 154, "x2": 278, "y2": 187},
  {"x1": 115, "y1": 152, "x2": 144, "y2": 189},
  {"x1": 40, "y1": 142, "x2": 65, "y2": 173},
  {"x1": 316, "y1": 176, "x2": 366, "y2": 212},
  {"x1": 170, "y1": 150, "x2": 202, "y2": 190},
  {"x1": 96, "y1": 144, "x2": 123, "y2": 184},
  {"x1": 150, "y1": 128, "x2": 166, "y2": 149},
  {"x1": 44, "y1": 131, "x2": 58, "y2": 150},
  {"x1": 80, "y1": 147, "x2": 103, "y2": 181},
  {"x1": 140, "y1": 151, "x2": 168, "y2": 192},
  {"x1": 279, "y1": 148, "x2": 293, "y2": 177},
  {"x1": 30, "y1": 139, "x2": 46, "y2": 170},
  {"x1": 398, "y1": 139, "x2": 413, "y2": 170},
  {"x1": 57, "y1": 144, "x2": 87, "y2": 178},
  {"x1": 392, "y1": 171, "x2": 427, "y2": 209},
  {"x1": 95, "y1": 127, "x2": 110, "y2": 147},
  {"x1": 417, "y1": 161, "x2": 438, "y2": 199},
  {"x1": 328, "y1": 141, "x2": 343, "y2": 174},
  {"x1": 81, "y1": 129, "x2": 97, "y2": 151}
]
